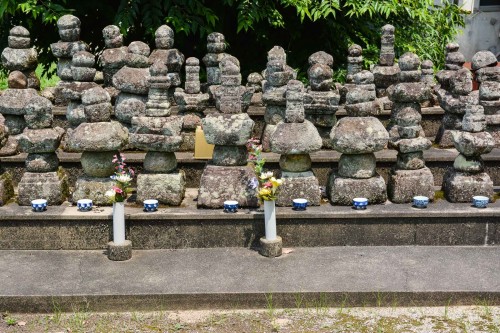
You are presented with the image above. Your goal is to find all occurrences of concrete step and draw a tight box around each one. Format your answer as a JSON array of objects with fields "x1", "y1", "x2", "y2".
[
  {"x1": 3, "y1": 147, "x2": 500, "y2": 188},
  {"x1": 0, "y1": 246, "x2": 499, "y2": 312},
  {"x1": 1, "y1": 188, "x2": 499, "y2": 250}
]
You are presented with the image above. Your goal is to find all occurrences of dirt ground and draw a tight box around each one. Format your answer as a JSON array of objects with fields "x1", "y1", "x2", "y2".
[{"x1": 1, "y1": 305, "x2": 500, "y2": 333}]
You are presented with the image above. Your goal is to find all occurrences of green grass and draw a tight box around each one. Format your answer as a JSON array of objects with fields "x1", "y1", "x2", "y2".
[{"x1": 0, "y1": 63, "x2": 59, "y2": 90}]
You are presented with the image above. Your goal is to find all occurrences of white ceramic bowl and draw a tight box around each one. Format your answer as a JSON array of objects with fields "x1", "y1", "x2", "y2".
[
  {"x1": 223, "y1": 200, "x2": 239, "y2": 213},
  {"x1": 413, "y1": 196, "x2": 429, "y2": 208},
  {"x1": 353, "y1": 197, "x2": 368, "y2": 210},
  {"x1": 144, "y1": 199, "x2": 159, "y2": 212},
  {"x1": 77, "y1": 199, "x2": 93, "y2": 211},
  {"x1": 292, "y1": 198, "x2": 308, "y2": 210},
  {"x1": 472, "y1": 196, "x2": 489, "y2": 208}
]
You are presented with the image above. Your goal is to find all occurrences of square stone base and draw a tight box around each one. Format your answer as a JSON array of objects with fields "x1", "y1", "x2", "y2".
[
  {"x1": 136, "y1": 171, "x2": 186, "y2": 206},
  {"x1": 72, "y1": 177, "x2": 116, "y2": 206},
  {"x1": 435, "y1": 127, "x2": 455, "y2": 148},
  {"x1": 388, "y1": 167, "x2": 435, "y2": 203},
  {"x1": 443, "y1": 169, "x2": 493, "y2": 203},
  {"x1": 276, "y1": 172, "x2": 321, "y2": 207},
  {"x1": 0, "y1": 173, "x2": 14, "y2": 206},
  {"x1": 259, "y1": 236, "x2": 282, "y2": 258},
  {"x1": 327, "y1": 173, "x2": 387, "y2": 206},
  {"x1": 198, "y1": 165, "x2": 259, "y2": 208},
  {"x1": 18, "y1": 171, "x2": 68, "y2": 206},
  {"x1": 107, "y1": 240, "x2": 132, "y2": 261}
]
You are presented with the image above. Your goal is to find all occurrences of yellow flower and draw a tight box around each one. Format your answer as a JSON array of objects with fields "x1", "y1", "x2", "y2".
[
  {"x1": 270, "y1": 177, "x2": 283, "y2": 188},
  {"x1": 259, "y1": 188, "x2": 271, "y2": 197}
]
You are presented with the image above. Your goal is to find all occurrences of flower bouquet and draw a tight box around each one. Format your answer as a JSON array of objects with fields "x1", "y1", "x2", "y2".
[{"x1": 106, "y1": 153, "x2": 135, "y2": 203}]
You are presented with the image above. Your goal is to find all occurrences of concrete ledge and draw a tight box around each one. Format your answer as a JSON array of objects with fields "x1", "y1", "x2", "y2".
[
  {"x1": 0, "y1": 190, "x2": 499, "y2": 249},
  {"x1": 0, "y1": 246, "x2": 499, "y2": 312}
]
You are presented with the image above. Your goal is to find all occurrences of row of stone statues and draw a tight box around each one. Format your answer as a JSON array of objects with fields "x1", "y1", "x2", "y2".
[{"x1": 0, "y1": 15, "x2": 498, "y2": 210}]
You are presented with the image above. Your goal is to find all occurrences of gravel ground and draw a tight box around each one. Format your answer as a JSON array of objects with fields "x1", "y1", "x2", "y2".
[{"x1": 1, "y1": 306, "x2": 500, "y2": 332}]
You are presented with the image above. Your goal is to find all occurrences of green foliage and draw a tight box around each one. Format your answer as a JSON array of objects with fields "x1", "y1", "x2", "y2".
[{"x1": 0, "y1": 0, "x2": 465, "y2": 83}]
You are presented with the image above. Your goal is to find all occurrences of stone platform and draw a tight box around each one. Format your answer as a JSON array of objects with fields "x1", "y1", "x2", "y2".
[
  {"x1": 0, "y1": 188, "x2": 499, "y2": 250},
  {"x1": 0, "y1": 246, "x2": 499, "y2": 312}
]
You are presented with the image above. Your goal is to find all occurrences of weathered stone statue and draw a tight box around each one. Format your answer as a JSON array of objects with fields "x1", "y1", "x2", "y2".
[
  {"x1": 67, "y1": 86, "x2": 129, "y2": 205},
  {"x1": 198, "y1": 55, "x2": 258, "y2": 208},
  {"x1": 303, "y1": 51, "x2": 340, "y2": 148},
  {"x1": 472, "y1": 50, "x2": 500, "y2": 146},
  {"x1": 174, "y1": 57, "x2": 210, "y2": 151},
  {"x1": 130, "y1": 60, "x2": 186, "y2": 205},
  {"x1": 271, "y1": 80, "x2": 322, "y2": 206},
  {"x1": 0, "y1": 114, "x2": 14, "y2": 205},
  {"x1": 420, "y1": 60, "x2": 437, "y2": 107},
  {"x1": 17, "y1": 96, "x2": 67, "y2": 205},
  {"x1": 435, "y1": 43, "x2": 467, "y2": 147},
  {"x1": 328, "y1": 70, "x2": 389, "y2": 205},
  {"x1": 0, "y1": 70, "x2": 38, "y2": 156},
  {"x1": 1, "y1": 26, "x2": 39, "y2": 90},
  {"x1": 261, "y1": 46, "x2": 296, "y2": 151},
  {"x1": 443, "y1": 103, "x2": 494, "y2": 202},
  {"x1": 339, "y1": 44, "x2": 364, "y2": 105},
  {"x1": 247, "y1": 72, "x2": 264, "y2": 105},
  {"x1": 372, "y1": 24, "x2": 400, "y2": 110},
  {"x1": 113, "y1": 41, "x2": 151, "y2": 127},
  {"x1": 387, "y1": 53, "x2": 434, "y2": 203},
  {"x1": 100, "y1": 25, "x2": 127, "y2": 87},
  {"x1": 149, "y1": 25, "x2": 185, "y2": 103},
  {"x1": 51, "y1": 15, "x2": 90, "y2": 104},
  {"x1": 63, "y1": 51, "x2": 99, "y2": 127}
]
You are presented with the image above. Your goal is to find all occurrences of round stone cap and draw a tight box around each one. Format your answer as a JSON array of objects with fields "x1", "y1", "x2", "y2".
[
  {"x1": 354, "y1": 70, "x2": 374, "y2": 85},
  {"x1": 155, "y1": 25, "x2": 174, "y2": 39},
  {"x1": 421, "y1": 60, "x2": 433, "y2": 69},
  {"x1": 381, "y1": 24, "x2": 395, "y2": 34},
  {"x1": 247, "y1": 72, "x2": 263, "y2": 84},
  {"x1": 207, "y1": 32, "x2": 225, "y2": 43},
  {"x1": 186, "y1": 57, "x2": 199, "y2": 66},
  {"x1": 348, "y1": 44, "x2": 362, "y2": 57},
  {"x1": 399, "y1": 52, "x2": 420, "y2": 71},
  {"x1": 57, "y1": 15, "x2": 81, "y2": 29},
  {"x1": 128, "y1": 41, "x2": 150, "y2": 57},
  {"x1": 471, "y1": 50, "x2": 497, "y2": 71},
  {"x1": 446, "y1": 43, "x2": 459, "y2": 53},
  {"x1": 10, "y1": 26, "x2": 29, "y2": 37},
  {"x1": 308, "y1": 51, "x2": 334, "y2": 67},
  {"x1": 102, "y1": 25, "x2": 120, "y2": 39},
  {"x1": 8, "y1": 71, "x2": 27, "y2": 89},
  {"x1": 220, "y1": 56, "x2": 240, "y2": 75}
]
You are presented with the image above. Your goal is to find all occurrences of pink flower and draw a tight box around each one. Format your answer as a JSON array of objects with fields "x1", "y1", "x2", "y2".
[{"x1": 113, "y1": 186, "x2": 124, "y2": 194}]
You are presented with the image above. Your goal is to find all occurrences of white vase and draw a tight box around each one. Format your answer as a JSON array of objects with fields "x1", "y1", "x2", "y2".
[
  {"x1": 112, "y1": 202, "x2": 126, "y2": 245},
  {"x1": 264, "y1": 200, "x2": 277, "y2": 241}
]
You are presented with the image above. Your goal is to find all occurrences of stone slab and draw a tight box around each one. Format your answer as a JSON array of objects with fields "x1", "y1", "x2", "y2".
[
  {"x1": 387, "y1": 167, "x2": 435, "y2": 203},
  {"x1": 17, "y1": 171, "x2": 68, "y2": 206},
  {"x1": 327, "y1": 173, "x2": 387, "y2": 205},
  {"x1": 275, "y1": 174, "x2": 321, "y2": 207},
  {"x1": 136, "y1": 172, "x2": 186, "y2": 206},
  {"x1": 71, "y1": 176, "x2": 116, "y2": 205}
]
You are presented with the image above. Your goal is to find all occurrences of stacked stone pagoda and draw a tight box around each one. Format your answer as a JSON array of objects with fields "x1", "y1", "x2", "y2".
[
  {"x1": 149, "y1": 25, "x2": 185, "y2": 103},
  {"x1": 67, "y1": 87, "x2": 128, "y2": 205},
  {"x1": 63, "y1": 51, "x2": 99, "y2": 127},
  {"x1": 443, "y1": 103, "x2": 494, "y2": 202},
  {"x1": 17, "y1": 96, "x2": 67, "y2": 205},
  {"x1": 328, "y1": 70, "x2": 389, "y2": 205},
  {"x1": 372, "y1": 24, "x2": 400, "y2": 110},
  {"x1": 472, "y1": 51, "x2": 500, "y2": 146},
  {"x1": 203, "y1": 32, "x2": 227, "y2": 95},
  {"x1": 100, "y1": 25, "x2": 127, "y2": 87},
  {"x1": 51, "y1": 15, "x2": 89, "y2": 104},
  {"x1": 435, "y1": 43, "x2": 467, "y2": 147},
  {"x1": 271, "y1": 80, "x2": 322, "y2": 206},
  {"x1": 420, "y1": 60, "x2": 437, "y2": 107},
  {"x1": 198, "y1": 55, "x2": 258, "y2": 208},
  {"x1": 113, "y1": 41, "x2": 151, "y2": 127},
  {"x1": 346, "y1": 45, "x2": 363, "y2": 84},
  {"x1": 261, "y1": 46, "x2": 296, "y2": 150},
  {"x1": 0, "y1": 115, "x2": 14, "y2": 205},
  {"x1": 387, "y1": 53, "x2": 434, "y2": 203},
  {"x1": 174, "y1": 57, "x2": 210, "y2": 151},
  {"x1": 1, "y1": 26, "x2": 39, "y2": 90},
  {"x1": 303, "y1": 51, "x2": 340, "y2": 148},
  {"x1": 130, "y1": 60, "x2": 186, "y2": 205},
  {"x1": 0, "y1": 71, "x2": 38, "y2": 156}
]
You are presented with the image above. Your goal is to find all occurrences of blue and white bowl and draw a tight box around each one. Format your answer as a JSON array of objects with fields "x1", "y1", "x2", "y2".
[
  {"x1": 77, "y1": 199, "x2": 93, "y2": 212},
  {"x1": 223, "y1": 200, "x2": 238, "y2": 213},
  {"x1": 473, "y1": 196, "x2": 489, "y2": 208},
  {"x1": 413, "y1": 196, "x2": 429, "y2": 208},
  {"x1": 292, "y1": 198, "x2": 308, "y2": 211},
  {"x1": 31, "y1": 199, "x2": 47, "y2": 212},
  {"x1": 144, "y1": 199, "x2": 159, "y2": 212},
  {"x1": 353, "y1": 197, "x2": 368, "y2": 210}
]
